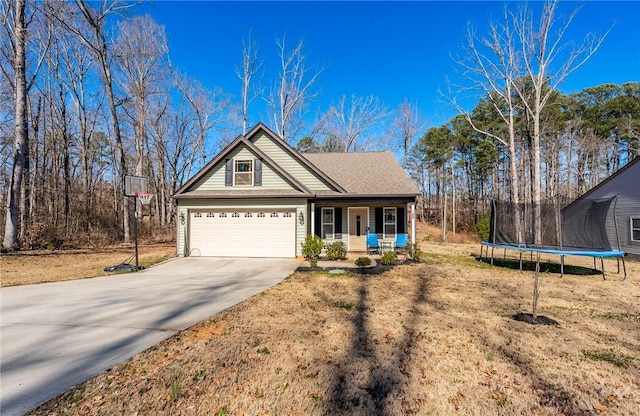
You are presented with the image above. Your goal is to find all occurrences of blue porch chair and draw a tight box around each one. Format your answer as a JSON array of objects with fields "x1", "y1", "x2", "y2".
[
  {"x1": 366, "y1": 233, "x2": 380, "y2": 254},
  {"x1": 395, "y1": 234, "x2": 409, "y2": 253}
]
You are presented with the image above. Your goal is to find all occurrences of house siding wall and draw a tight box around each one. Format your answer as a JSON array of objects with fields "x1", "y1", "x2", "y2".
[
  {"x1": 191, "y1": 147, "x2": 294, "y2": 191},
  {"x1": 571, "y1": 161, "x2": 640, "y2": 256},
  {"x1": 177, "y1": 198, "x2": 308, "y2": 257},
  {"x1": 252, "y1": 133, "x2": 333, "y2": 191}
]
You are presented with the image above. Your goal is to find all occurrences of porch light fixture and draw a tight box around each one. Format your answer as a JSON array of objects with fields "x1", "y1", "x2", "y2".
[
  {"x1": 298, "y1": 211, "x2": 305, "y2": 225},
  {"x1": 180, "y1": 212, "x2": 185, "y2": 226}
]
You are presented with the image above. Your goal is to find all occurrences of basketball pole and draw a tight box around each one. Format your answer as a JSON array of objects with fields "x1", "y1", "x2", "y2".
[{"x1": 134, "y1": 196, "x2": 139, "y2": 271}]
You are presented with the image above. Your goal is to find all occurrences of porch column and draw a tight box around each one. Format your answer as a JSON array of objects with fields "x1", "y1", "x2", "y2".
[
  {"x1": 411, "y1": 203, "x2": 416, "y2": 244},
  {"x1": 310, "y1": 202, "x2": 315, "y2": 236}
]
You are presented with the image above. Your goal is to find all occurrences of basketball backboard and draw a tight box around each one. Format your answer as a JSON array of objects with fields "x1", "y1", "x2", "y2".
[{"x1": 124, "y1": 175, "x2": 148, "y2": 197}]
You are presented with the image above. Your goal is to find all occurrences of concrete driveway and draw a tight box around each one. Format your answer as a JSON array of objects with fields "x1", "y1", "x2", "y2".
[{"x1": 1, "y1": 257, "x2": 300, "y2": 416}]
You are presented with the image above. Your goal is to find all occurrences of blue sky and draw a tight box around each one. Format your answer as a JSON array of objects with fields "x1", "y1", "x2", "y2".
[{"x1": 140, "y1": 1, "x2": 640, "y2": 130}]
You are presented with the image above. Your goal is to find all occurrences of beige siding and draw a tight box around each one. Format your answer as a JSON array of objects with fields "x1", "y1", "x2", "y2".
[
  {"x1": 176, "y1": 198, "x2": 308, "y2": 257},
  {"x1": 252, "y1": 134, "x2": 332, "y2": 191},
  {"x1": 190, "y1": 147, "x2": 294, "y2": 191}
]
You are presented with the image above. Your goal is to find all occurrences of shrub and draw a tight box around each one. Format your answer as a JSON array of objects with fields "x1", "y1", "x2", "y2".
[
  {"x1": 409, "y1": 242, "x2": 422, "y2": 262},
  {"x1": 380, "y1": 251, "x2": 397, "y2": 265},
  {"x1": 355, "y1": 257, "x2": 372, "y2": 268},
  {"x1": 326, "y1": 241, "x2": 347, "y2": 260},
  {"x1": 301, "y1": 234, "x2": 323, "y2": 267}
]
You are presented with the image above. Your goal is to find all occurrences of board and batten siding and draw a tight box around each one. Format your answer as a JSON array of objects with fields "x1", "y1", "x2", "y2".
[
  {"x1": 572, "y1": 160, "x2": 640, "y2": 256},
  {"x1": 190, "y1": 147, "x2": 293, "y2": 191},
  {"x1": 176, "y1": 198, "x2": 308, "y2": 257},
  {"x1": 252, "y1": 133, "x2": 333, "y2": 191}
]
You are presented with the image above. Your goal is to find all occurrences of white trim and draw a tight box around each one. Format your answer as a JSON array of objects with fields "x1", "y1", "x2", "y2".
[
  {"x1": 321, "y1": 207, "x2": 335, "y2": 239},
  {"x1": 411, "y1": 203, "x2": 416, "y2": 244},
  {"x1": 631, "y1": 217, "x2": 640, "y2": 242},
  {"x1": 383, "y1": 207, "x2": 397, "y2": 239},
  {"x1": 310, "y1": 202, "x2": 315, "y2": 237},
  {"x1": 347, "y1": 207, "x2": 369, "y2": 251}
]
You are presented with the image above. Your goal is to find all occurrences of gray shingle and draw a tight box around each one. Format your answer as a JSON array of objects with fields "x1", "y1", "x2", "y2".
[{"x1": 303, "y1": 152, "x2": 419, "y2": 195}]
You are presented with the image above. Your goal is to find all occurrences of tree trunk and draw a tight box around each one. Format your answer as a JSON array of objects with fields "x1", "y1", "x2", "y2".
[{"x1": 3, "y1": 0, "x2": 28, "y2": 251}]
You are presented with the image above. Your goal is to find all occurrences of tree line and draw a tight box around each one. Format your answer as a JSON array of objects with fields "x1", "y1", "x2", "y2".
[
  {"x1": 410, "y1": 82, "x2": 639, "y2": 240},
  {"x1": 1, "y1": 0, "x2": 637, "y2": 251}
]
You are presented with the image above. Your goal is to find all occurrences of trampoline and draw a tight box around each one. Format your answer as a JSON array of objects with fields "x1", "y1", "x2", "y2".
[
  {"x1": 481, "y1": 199, "x2": 627, "y2": 280},
  {"x1": 479, "y1": 242, "x2": 627, "y2": 279}
]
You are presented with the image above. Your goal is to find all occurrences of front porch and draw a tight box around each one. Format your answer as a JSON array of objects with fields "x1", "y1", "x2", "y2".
[{"x1": 308, "y1": 201, "x2": 416, "y2": 253}]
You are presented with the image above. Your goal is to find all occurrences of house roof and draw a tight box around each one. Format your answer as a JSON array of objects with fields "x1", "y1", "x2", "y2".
[
  {"x1": 173, "y1": 122, "x2": 418, "y2": 200},
  {"x1": 303, "y1": 152, "x2": 419, "y2": 196}
]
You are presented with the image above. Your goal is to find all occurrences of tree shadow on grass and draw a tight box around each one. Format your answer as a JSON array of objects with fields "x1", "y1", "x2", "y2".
[
  {"x1": 326, "y1": 270, "x2": 431, "y2": 415},
  {"x1": 475, "y1": 256, "x2": 601, "y2": 276}
]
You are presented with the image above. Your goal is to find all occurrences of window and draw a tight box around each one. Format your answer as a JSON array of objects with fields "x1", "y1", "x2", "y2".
[
  {"x1": 632, "y1": 218, "x2": 640, "y2": 242},
  {"x1": 322, "y1": 208, "x2": 334, "y2": 239},
  {"x1": 234, "y1": 159, "x2": 253, "y2": 185},
  {"x1": 383, "y1": 207, "x2": 396, "y2": 238}
]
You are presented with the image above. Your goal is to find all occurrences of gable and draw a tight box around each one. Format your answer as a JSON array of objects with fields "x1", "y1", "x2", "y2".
[
  {"x1": 173, "y1": 132, "x2": 314, "y2": 198},
  {"x1": 250, "y1": 132, "x2": 336, "y2": 192},
  {"x1": 190, "y1": 146, "x2": 293, "y2": 191}
]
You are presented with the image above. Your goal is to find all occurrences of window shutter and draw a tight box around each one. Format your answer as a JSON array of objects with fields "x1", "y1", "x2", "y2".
[
  {"x1": 254, "y1": 159, "x2": 262, "y2": 186},
  {"x1": 375, "y1": 207, "x2": 383, "y2": 236},
  {"x1": 225, "y1": 159, "x2": 232, "y2": 186},
  {"x1": 335, "y1": 207, "x2": 342, "y2": 239},
  {"x1": 314, "y1": 207, "x2": 322, "y2": 238},
  {"x1": 397, "y1": 207, "x2": 406, "y2": 234}
]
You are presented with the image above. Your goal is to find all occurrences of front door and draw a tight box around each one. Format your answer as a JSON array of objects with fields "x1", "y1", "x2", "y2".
[{"x1": 348, "y1": 208, "x2": 368, "y2": 251}]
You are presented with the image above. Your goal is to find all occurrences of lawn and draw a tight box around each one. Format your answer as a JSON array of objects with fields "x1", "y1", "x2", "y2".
[
  {"x1": 1, "y1": 244, "x2": 176, "y2": 286},
  {"x1": 26, "y1": 241, "x2": 639, "y2": 416}
]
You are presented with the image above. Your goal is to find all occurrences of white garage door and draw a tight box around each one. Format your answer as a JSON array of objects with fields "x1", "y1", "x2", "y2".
[{"x1": 189, "y1": 210, "x2": 296, "y2": 258}]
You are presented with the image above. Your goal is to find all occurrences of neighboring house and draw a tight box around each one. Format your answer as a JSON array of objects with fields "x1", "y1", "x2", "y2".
[
  {"x1": 562, "y1": 156, "x2": 640, "y2": 258},
  {"x1": 172, "y1": 122, "x2": 419, "y2": 258}
]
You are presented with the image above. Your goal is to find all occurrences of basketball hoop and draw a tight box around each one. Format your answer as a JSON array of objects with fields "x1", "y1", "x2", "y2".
[{"x1": 135, "y1": 192, "x2": 153, "y2": 205}]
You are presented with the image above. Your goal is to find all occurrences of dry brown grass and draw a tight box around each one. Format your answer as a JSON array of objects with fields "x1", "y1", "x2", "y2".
[
  {"x1": 28, "y1": 240, "x2": 639, "y2": 416},
  {"x1": 1, "y1": 244, "x2": 176, "y2": 286}
]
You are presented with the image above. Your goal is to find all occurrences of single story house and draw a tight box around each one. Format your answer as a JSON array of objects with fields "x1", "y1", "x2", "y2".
[
  {"x1": 172, "y1": 122, "x2": 419, "y2": 258},
  {"x1": 561, "y1": 156, "x2": 640, "y2": 258}
]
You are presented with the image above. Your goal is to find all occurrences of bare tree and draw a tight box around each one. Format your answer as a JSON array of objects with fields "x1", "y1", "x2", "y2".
[
  {"x1": 174, "y1": 73, "x2": 229, "y2": 172},
  {"x1": 393, "y1": 99, "x2": 425, "y2": 168},
  {"x1": 235, "y1": 30, "x2": 262, "y2": 135},
  {"x1": 511, "y1": 0, "x2": 608, "y2": 244},
  {"x1": 266, "y1": 35, "x2": 324, "y2": 143},
  {"x1": 325, "y1": 94, "x2": 388, "y2": 152},
  {"x1": 1, "y1": 0, "x2": 50, "y2": 250},
  {"x1": 56, "y1": 0, "x2": 140, "y2": 243},
  {"x1": 451, "y1": 7, "x2": 524, "y2": 243},
  {"x1": 115, "y1": 14, "x2": 169, "y2": 177}
]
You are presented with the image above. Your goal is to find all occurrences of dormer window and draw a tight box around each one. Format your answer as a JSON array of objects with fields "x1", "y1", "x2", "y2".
[{"x1": 234, "y1": 160, "x2": 253, "y2": 185}]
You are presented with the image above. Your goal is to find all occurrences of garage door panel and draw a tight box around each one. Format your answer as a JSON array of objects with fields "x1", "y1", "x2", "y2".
[{"x1": 189, "y1": 210, "x2": 296, "y2": 257}]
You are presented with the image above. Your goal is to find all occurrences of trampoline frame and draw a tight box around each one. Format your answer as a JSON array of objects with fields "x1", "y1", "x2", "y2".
[{"x1": 480, "y1": 241, "x2": 627, "y2": 280}]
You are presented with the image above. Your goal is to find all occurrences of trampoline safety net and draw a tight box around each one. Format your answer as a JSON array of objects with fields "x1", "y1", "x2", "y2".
[{"x1": 488, "y1": 197, "x2": 616, "y2": 250}]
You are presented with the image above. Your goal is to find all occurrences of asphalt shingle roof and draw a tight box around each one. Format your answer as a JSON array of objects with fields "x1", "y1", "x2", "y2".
[{"x1": 304, "y1": 152, "x2": 419, "y2": 196}]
